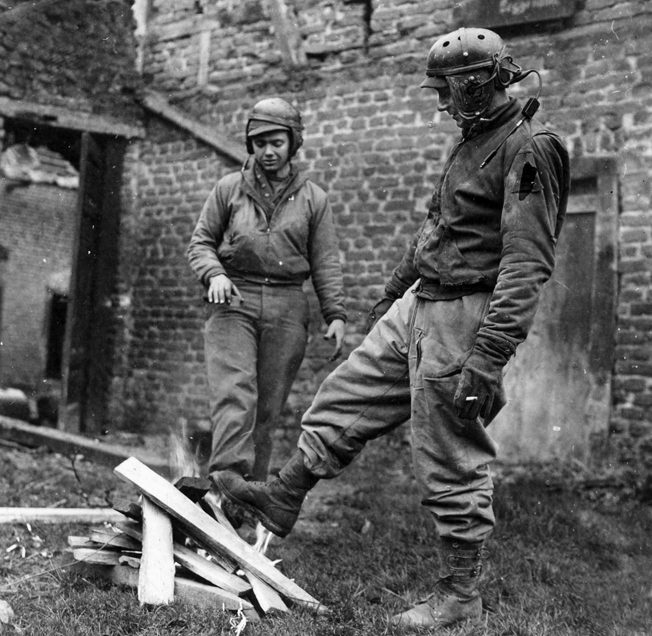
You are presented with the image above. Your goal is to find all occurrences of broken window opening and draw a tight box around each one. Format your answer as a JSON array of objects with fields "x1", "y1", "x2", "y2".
[
  {"x1": 342, "y1": 0, "x2": 373, "y2": 52},
  {"x1": 3, "y1": 118, "x2": 81, "y2": 170}
]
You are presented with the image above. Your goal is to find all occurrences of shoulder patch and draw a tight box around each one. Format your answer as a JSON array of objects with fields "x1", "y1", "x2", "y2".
[{"x1": 517, "y1": 161, "x2": 540, "y2": 200}]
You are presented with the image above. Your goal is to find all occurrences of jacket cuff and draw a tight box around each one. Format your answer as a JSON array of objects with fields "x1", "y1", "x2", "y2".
[
  {"x1": 472, "y1": 334, "x2": 515, "y2": 367},
  {"x1": 325, "y1": 313, "x2": 347, "y2": 324}
]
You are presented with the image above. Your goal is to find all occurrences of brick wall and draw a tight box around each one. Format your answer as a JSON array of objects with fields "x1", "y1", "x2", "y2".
[
  {"x1": 0, "y1": 0, "x2": 141, "y2": 121},
  {"x1": 111, "y1": 1, "x2": 652, "y2": 467},
  {"x1": 0, "y1": 180, "x2": 76, "y2": 386}
]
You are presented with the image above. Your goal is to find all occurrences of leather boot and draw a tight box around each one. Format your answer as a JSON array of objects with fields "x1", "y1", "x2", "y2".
[
  {"x1": 213, "y1": 451, "x2": 318, "y2": 538},
  {"x1": 391, "y1": 539, "x2": 484, "y2": 630}
]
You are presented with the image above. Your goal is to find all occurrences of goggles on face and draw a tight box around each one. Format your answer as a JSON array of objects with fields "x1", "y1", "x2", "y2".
[{"x1": 445, "y1": 70, "x2": 495, "y2": 123}]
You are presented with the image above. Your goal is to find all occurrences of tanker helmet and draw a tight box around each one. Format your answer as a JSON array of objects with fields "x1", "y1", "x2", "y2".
[
  {"x1": 421, "y1": 27, "x2": 521, "y2": 123},
  {"x1": 245, "y1": 97, "x2": 304, "y2": 157}
]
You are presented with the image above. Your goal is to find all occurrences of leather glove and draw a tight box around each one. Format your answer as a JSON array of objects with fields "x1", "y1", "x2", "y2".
[
  {"x1": 365, "y1": 297, "x2": 395, "y2": 333},
  {"x1": 453, "y1": 339, "x2": 510, "y2": 423}
]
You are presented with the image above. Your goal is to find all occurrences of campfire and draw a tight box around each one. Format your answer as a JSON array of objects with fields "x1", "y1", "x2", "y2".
[{"x1": 68, "y1": 457, "x2": 327, "y2": 627}]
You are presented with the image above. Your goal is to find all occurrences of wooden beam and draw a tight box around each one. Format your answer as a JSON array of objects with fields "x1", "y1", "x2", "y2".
[
  {"x1": 89, "y1": 527, "x2": 141, "y2": 551},
  {"x1": 200, "y1": 491, "x2": 287, "y2": 612},
  {"x1": 0, "y1": 415, "x2": 168, "y2": 474},
  {"x1": 117, "y1": 521, "x2": 251, "y2": 596},
  {"x1": 73, "y1": 548, "x2": 121, "y2": 566},
  {"x1": 0, "y1": 507, "x2": 125, "y2": 525},
  {"x1": 244, "y1": 570, "x2": 289, "y2": 614},
  {"x1": 268, "y1": 0, "x2": 308, "y2": 68},
  {"x1": 140, "y1": 90, "x2": 246, "y2": 165},
  {"x1": 114, "y1": 457, "x2": 326, "y2": 613},
  {"x1": 93, "y1": 564, "x2": 259, "y2": 619},
  {"x1": 138, "y1": 497, "x2": 175, "y2": 605},
  {"x1": 0, "y1": 97, "x2": 144, "y2": 138},
  {"x1": 197, "y1": 29, "x2": 211, "y2": 87},
  {"x1": 148, "y1": 16, "x2": 219, "y2": 42}
]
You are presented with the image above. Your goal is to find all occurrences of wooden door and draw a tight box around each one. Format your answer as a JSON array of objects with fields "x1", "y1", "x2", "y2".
[
  {"x1": 491, "y1": 157, "x2": 618, "y2": 462},
  {"x1": 60, "y1": 133, "x2": 124, "y2": 433}
]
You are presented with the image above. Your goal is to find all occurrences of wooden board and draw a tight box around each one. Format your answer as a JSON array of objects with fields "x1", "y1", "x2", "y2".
[
  {"x1": 244, "y1": 570, "x2": 289, "y2": 614},
  {"x1": 0, "y1": 415, "x2": 167, "y2": 473},
  {"x1": 89, "y1": 528, "x2": 140, "y2": 551},
  {"x1": 138, "y1": 497, "x2": 175, "y2": 605},
  {"x1": 0, "y1": 507, "x2": 125, "y2": 524},
  {"x1": 95, "y1": 564, "x2": 259, "y2": 620},
  {"x1": 116, "y1": 521, "x2": 250, "y2": 596},
  {"x1": 114, "y1": 458, "x2": 326, "y2": 613},
  {"x1": 72, "y1": 548, "x2": 121, "y2": 565}
]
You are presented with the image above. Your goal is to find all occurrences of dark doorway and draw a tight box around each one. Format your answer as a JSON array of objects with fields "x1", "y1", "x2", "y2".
[{"x1": 45, "y1": 292, "x2": 68, "y2": 379}]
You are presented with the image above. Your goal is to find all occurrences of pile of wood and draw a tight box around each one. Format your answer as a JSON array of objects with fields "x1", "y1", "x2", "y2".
[{"x1": 68, "y1": 457, "x2": 326, "y2": 623}]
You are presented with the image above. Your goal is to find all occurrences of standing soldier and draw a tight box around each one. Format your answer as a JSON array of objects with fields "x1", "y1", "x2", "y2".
[
  {"x1": 187, "y1": 97, "x2": 346, "y2": 527},
  {"x1": 215, "y1": 28, "x2": 570, "y2": 629}
]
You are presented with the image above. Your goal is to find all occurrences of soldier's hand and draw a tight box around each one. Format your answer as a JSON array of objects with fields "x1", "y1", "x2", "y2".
[
  {"x1": 365, "y1": 297, "x2": 395, "y2": 333},
  {"x1": 453, "y1": 354, "x2": 506, "y2": 424},
  {"x1": 324, "y1": 318, "x2": 345, "y2": 361},
  {"x1": 207, "y1": 274, "x2": 242, "y2": 305}
]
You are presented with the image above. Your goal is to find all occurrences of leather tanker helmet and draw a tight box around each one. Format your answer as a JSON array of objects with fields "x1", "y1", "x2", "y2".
[
  {"x1": 245, "y1": 97, "x2": 305, "y2": 157},
  {"x1": 421, "y1": 27, "x2": 522, "y2": 123}
]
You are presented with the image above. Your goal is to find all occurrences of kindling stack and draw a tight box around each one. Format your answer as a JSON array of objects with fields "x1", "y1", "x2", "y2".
[{"x1": 68, "y1": 456, "x2": 326, "y2": 622}]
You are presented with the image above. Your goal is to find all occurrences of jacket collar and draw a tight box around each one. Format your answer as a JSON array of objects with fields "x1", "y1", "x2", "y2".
[
  {"x1": 241, "y1": 158, "x2": 307, "y2": 204},
  {"x1": 462, "y1": 97, "x2": 521, "y2": 140}
]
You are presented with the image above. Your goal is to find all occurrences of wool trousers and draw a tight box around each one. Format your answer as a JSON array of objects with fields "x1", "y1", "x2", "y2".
[
  {"x1": 298, "y1": 286, "x2": 498, "y2": 543},
  {"x1": 204, "y1": 282, "x2": 309, "y2": 481}
]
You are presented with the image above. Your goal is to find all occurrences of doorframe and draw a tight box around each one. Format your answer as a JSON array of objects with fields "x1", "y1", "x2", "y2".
[{"x1": 571, "y1": 156, "x2": 619, "y2": 387}]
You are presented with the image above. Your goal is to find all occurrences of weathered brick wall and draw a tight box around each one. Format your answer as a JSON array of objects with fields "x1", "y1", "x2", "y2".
[
  {"x1": 0, "y1": 180, "x2": 76, "y2": 386},
  {"x1": 106, "y1": 118, "x2": 238, "y2": 431},
  {"x1": 0, "y1": 0, "x2": 141, "y2": 120},
  {"x1": 113, "y1": 0, "x2": 652, "y2": 468}
]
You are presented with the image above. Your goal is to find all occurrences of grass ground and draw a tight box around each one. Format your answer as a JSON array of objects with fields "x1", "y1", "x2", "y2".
[{"x1": 0, "y1": 431, "x2": 650, "y2": 635}]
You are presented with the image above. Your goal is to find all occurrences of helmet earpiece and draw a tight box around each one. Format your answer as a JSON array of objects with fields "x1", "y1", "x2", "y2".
[{"x1": 421, "y1": 28, "x2": 528, "y2": 123}]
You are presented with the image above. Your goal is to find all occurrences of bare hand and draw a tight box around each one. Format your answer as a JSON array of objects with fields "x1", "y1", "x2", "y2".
[
  {"x1": 323, "y1": 318, "x2": 345, "y2": 361},
  {"x1": 207, "y1": 274, "x2": 242, "y2": 305}
]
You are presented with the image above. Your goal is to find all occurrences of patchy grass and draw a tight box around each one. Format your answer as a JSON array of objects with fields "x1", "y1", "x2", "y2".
[{"x1": 0, "y1": 434, "x2": 650, "y2": 635}]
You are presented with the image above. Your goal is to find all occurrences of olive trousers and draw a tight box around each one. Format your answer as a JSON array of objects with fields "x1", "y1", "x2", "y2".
[
  {"x1": 298, "y1": 286, "x2": 498, "y2": 543},
  {"x1": 204, "y1": 282, "x2": 309, "y2": 481}
]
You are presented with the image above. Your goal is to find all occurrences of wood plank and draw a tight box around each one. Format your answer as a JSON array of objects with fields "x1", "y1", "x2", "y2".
[
  {"x1": 0, "y1": 415, "x2": 168, "y2": 473},
  {"x1": 111, "y1": 497, "x2": 142, "y2": 522},
  {"x1": 201, "y1": 491, "x2": 236, "y2": 533},
  {"x1": 0, "y1": 507, "x2": 125, "y2": 525},
  {"x1": 138, "y1": 497, "x2": 175, "y2": 605},
  {"x1": 67, "y1": 535, "x2": 94, "y2": 549},
  {"x1": 72, "y1": 548, "x2": 121, "y2": 565},
  {"x1": 89, "y1": 528, "x2": 141, "y2": 551},
  {"x1": 116, "y1": 521, "x2": 250, "y2": 596},
  {"x1": 118, "y1": 555, "x2": 141, "y2": 569},
  {"x1": 140, "y1": 90, "x2": 246, "y2": 165},
  {"x1": 199, "y1": 491, "x2": 285, "y2": 613},
  {"x1": 244, "y1": 570, "x2": 289, "y2": 614},
  {"x1": 268, "y1": 0, "x2": 308, "y2": 68},
  {"x1": 0, "y1": 98, "x2": 143, "y2": 138},
  {"x1": 96, "y1": 564, "x2": 259, "y2": 620},
  {"x1": 175, "y1": 476, "x2": 212, "y2": 503},
  {"x1": 114, "y1": 457, "x2": 326, "y2": 613},
  {"x1": 149, "y1": 16, "x2": 219, "y2": 42}
]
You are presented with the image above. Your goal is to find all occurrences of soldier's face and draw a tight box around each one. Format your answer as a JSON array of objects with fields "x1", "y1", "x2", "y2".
[
  {"x1": 435, "y1": 84, "x2": 463, "y2": 128},
  {"x1": 251, "y1": 131, "x2": 291, "y2": 176}
]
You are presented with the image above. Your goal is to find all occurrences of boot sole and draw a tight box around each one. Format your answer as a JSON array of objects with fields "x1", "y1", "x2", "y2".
[{"x1": 214, "y1": 475, "x2": 290, "y2": 538}]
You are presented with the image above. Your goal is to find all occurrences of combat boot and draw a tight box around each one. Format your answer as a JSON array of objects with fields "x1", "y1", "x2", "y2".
[
  {"x1": 391, "y1": 539, "x2": 485, "y2": 630},
  {"x1": 214, "y1": 451, "x2": 318, "y2": 538}
]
